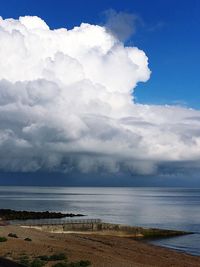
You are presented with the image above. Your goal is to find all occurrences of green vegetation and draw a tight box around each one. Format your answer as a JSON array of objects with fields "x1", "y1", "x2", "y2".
[
  {"x1": 49, "y1": 253, "x2": 67, "y2": 261},
  {"x1": 79, "y1": 260, "x2": 91, "y2": 266},
  {"x1": 8, "y1": 233, "x2": 18, "y2": 238},
  {"x1": 51, "y1": 263, "x2": 68, "y2": 267},
  {"x1": 52, "y1": 261, "x2": 91, "y2": 267},
  {"x1": 38, "y1": 253, "x2": 67, "y2": 261},
  {"x1": 30, "y1": 259, "x2": 46, "y2": 267},
  {"x1": 141, "y1": 228, "x2": 188, "y2": 239},
  {"x1": 18, "y1": 253, "x2": 91, "y2": 267},
  {"x1": 0, "y1": 236, "x2": 7, "y2": 242},
  {"x1": 37, "y1": 256, "x2": 49, "y2": 261},
  {"x1": 19, "y1": 255, "x2": 30, "y2": 266},
  {"x1": 19, "y1": 256, "x2": 45, "y2": 267}
]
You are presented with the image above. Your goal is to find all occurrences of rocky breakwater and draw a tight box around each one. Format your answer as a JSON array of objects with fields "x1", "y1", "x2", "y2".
[{"x1": 0, "y1": 209, "x2": 85, "y2": 221}]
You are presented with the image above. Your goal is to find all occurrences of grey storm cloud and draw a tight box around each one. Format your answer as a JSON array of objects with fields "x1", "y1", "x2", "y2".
[
  {"x1": 0, "y1": 16, "x2": 200, "y2": 176},
  {"x1": 103, "y1": 9, "x2": 142, "y2": 41}
]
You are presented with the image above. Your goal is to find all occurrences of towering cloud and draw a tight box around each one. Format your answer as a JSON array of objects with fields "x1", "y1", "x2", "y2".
[{"x1": 0, "y1": 16, "x2": 199, "y2": 175}]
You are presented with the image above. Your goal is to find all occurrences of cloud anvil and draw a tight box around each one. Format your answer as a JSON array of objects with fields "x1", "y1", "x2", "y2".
[{"x1": 0, "y1": 16, "x2": 199, "y2": 175}]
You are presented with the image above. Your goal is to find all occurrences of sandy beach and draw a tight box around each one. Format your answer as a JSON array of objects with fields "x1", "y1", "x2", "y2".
[{"x1": 0, "y1": 225, "x2": 200, "y2": 267}]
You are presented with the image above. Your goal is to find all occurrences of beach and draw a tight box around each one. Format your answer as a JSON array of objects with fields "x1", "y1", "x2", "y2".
[{"x1": 0, "y1": 225, "x2": 200, "y2": 267}]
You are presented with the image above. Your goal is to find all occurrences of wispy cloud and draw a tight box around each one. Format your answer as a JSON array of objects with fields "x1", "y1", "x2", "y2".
[
  {"x1": 147, "y1": 21, "x2": 165, "y2": 32},
  {"x1": 103, "y1": 9, "x2": 142, "y2": 41}
]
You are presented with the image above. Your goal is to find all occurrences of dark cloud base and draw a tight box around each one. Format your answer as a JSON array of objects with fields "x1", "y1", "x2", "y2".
[{"x1": 0, "y1": 171, "x2": 199, "y2": 187}]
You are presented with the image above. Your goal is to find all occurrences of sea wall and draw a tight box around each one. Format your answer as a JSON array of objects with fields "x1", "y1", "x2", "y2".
[{"x1": 34, "y1": 222, "x2": 189, "y2": 238}]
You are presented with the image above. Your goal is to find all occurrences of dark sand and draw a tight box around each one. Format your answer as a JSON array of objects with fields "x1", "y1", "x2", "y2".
[{"x1": 0, "y1": 225, "x2": 200, "y2": 267}]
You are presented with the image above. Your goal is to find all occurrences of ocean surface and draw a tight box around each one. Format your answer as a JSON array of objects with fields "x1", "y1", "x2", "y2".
[{"x1": 0, "y1": 186, "x2": 200, "y2": 256}]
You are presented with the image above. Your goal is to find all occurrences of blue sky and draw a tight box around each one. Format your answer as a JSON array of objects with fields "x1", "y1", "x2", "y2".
[{"x1": 1, "y1": 0, "x2": 200, "y2": 109}]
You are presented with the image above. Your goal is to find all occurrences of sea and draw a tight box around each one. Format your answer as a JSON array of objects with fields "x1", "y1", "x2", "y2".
[{"x1": 0, "y1": 186, "x2": 199, "y2": 256}]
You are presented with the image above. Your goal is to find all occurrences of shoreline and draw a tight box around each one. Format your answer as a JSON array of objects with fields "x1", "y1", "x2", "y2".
[
  {"x1": 0, "y1": 224, "x2": 199, "y2": 267},
  {"x1": 2, "y1": 210, "x2": 191, "y2": 239}
]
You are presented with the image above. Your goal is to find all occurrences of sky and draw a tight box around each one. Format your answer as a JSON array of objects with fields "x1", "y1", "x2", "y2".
[{"x1": 0, "y1": 0, "x2": 200, "y2": 186}]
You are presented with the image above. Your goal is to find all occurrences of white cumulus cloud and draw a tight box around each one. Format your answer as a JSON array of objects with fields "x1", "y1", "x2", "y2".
[{"x1": 0, "y1": 15, "x2": 199, "y2": 175}]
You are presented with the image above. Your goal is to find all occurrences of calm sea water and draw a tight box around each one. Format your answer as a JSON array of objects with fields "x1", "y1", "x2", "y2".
[{"x1": 0, "y1": 186, "x2": 199, "y2": 256}]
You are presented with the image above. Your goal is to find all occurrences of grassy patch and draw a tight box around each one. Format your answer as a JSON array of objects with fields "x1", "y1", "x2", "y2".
[
  {"x1": 0, "y1": 236, "x2": 7, "y2": 242},
  {"x1": 30, "y1": 259, "x2": 46, "y2": 267},
  {"x1": 49, "y1": 253, "x2": 67, "y2": 261},
  {"x1": 38, "y1": 253, "x2": 67, "y2": 261},
  {"x1": 19, "y1": 256, "x2": 46, "y2": 267},
  {"x1": 18, "y1": 253, "x2": 91, "y2": 267}
]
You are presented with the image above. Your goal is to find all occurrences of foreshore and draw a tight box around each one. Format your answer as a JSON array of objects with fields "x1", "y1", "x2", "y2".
[{"x1": 0, "y1": 224, "x2": 200, "y2": 267}]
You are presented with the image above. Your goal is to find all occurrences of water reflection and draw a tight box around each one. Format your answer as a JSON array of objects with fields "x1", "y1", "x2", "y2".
[{"x1": 0, "y1": 186, "x2": 200, "y2": 255}]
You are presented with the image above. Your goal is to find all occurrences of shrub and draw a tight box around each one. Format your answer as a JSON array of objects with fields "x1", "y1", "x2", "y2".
[
  {"x1": 66, "y1": 263, "x2": 80, "y2": 267},
  {"x1": 37, "y1": 255, "x2": 49, "y2": 261},
  {"x1": 24, "y1": 237, "x2": 32, "y2": 242},
  {"x1": 79, "y1": 260, "x2": 91, "y2": 266},
  {"x1": 0, "y1": 236, "x2": 7, "y2": 242},
  {"x1": 52, "y1": 261, "x2": 91, "y2": 267},
  {"x1": 38, "y1": 253, "x2": 67, "y2": 262},
  {"x1": 8, "y1": 233, "x2": 18, "y2": 238},
  {"x1": 52, "y1": 263, "x2": 69, "y2": 267},
  {"x1": 49, "y1": 253, "x2": 67, "y2": 261},
  {"x1": 30, "y1": 259, "x2": 46, "y2": 267},
  {"x1": 19, "y1": 255, "x2": 30, "y2": 266}
]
